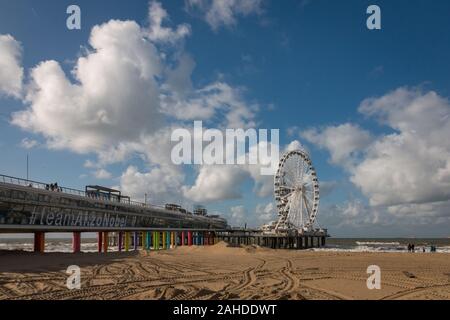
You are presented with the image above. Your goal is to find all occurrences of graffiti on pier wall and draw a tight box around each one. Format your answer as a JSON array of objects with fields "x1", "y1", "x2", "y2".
[{"x1": 28, "y1": 206, "x2": 132, "y2": 228}]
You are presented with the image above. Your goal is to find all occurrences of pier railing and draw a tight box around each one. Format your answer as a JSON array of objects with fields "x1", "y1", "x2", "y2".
[{"x1": 0, "y1": 173, "x2": 165, "y2": 210}]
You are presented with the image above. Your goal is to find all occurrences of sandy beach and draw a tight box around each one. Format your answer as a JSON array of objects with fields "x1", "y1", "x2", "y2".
[{"x1": 1, "y1": 242, "x2": 450, "y2": 300}]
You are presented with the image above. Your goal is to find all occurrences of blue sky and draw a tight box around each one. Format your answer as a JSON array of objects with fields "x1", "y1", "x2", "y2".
[{"x1": 1, "y1": 0, "x2": 450, "y2": 237}]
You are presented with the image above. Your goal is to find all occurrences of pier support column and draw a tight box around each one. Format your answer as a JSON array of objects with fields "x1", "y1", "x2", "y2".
[
  {"x1": 142, "y1": 232, "x2": 147, "y2": 250},
  {"x1": 156, "y1": 232, "x2": 160, "y2": 250},
  {"x1": 133, "y1": 232, "x2": 138, "y2": 250},
  {"x1": 162, "y1": 232, "x2": 166, "y2": 249},
  {"x1": 206, "y1": 232, "x2": 210, "y2": 245},
  {"x1": 181, "y1": 231, "x2": 185, "y2": 246},
  {"x1": 33, "y1": 232, "x2": 45, "y2": 253},
  {"x1": 125, "y1": 232, "x2": 130, "y2": 251},
  {"x1": 118, "y1": 232, "x2": 123, "y2": 252},
  {"x1": 72, "y1": 232, "x2": 81, "y2": 253},
  {"x1": 321, "y1": 236, "x2": 326, "y2": 247},
  {"x1": 153, "y1": 232, "x2": 157, "y2": 250},
  {"x1": 97, "y1": 232, "x2": 103, "y2": 253},
  {"x1": 166, "y1": 232, "x2": 170, "y2": 249},
  {"x1": 103, "y1": 232, "x2": 109, "y2": 253},
  {"x1": 188, "y1": 231, "x2": 193, "y2": 246},
  {"x1": 170, "y1": 232, "x2": 175, "y2": 248},
  {"x1": 145, "y1": 232, "x2": 150, "y2": 250},
  {"x1": 149, "y1": 231, "x2": 153, "y2": 249},
  {"x1": 152, "y1": 232, "x2": 156, "y2": 250}
]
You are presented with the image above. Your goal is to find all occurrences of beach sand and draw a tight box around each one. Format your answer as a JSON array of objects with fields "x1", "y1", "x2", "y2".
[{"x1": 1, "y1": 242, "x2": 450, "y2": 300}]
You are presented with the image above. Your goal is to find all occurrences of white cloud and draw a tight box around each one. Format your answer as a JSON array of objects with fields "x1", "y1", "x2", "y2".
[
  {"x1": 93, "y1": 168, "x2": 113, "y2": 180},
  {"x1": 186, "y1": 0, "x2": 264, "y2": 31},
  {"x1": 12, "y1": 20, "x2": 163, "y2": 154},
  {"x1": 182, "y1": 165, "x2": 248, "y2": 202},
  {"x1": 120, "y1": 165, "x2": 185, "y2": 205},
  {"x1": 20, "y1": 137, "x2": 39, "y2": 149},
  {"x1": 304, "y1": 88, "x2": 450, "y2": 220},
  {"x1": 255, "y1": 202, "x2": 276, "y2": 223},
  {"x1": 319, "y1": 199, "x2": 450, "y2": 237},
  {"x1": 6, "y1": 2, "x2": 269, "y2": 215},
  {"x1": 0, "y1": 34, "x2": 23, "y2": 98},
  {"x1": 181, "y1": 139, "x2": 301, "y2": 203},
  {"x1": 352, "y1": 88, "x2": 450, "y2": 207},
  {"x1": 147, "y1": 1, "x2": 191, "y2": 43},
  {"x1": 118, "y1": 127, "x2": 186, "y2": 204},
  {"x1": 301, "y1": 123, "x2": 372, "y2": 169},
  {"x1": 161, "y1": 81, "x2": 258, "y2": 128},
  {"x1": 229, "y1": 205, "x2": 247, "y2": 226}
]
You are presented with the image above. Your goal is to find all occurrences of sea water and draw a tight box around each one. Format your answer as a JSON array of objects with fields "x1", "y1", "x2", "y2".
[{"x1": 0, "y1": 237, "x2": 449, "y2": 253}]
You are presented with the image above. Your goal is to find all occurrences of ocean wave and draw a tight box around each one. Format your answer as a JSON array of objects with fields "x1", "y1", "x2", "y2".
[
  {"x1": 1, "y1": 241, "x2": 449, "y2": 253},
  {"x1": 356, "y1": 241, "x2": 400, "y2": 246}
]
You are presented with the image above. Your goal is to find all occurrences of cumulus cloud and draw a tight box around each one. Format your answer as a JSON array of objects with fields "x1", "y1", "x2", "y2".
[
  {"x1": 352, "y1": 88, "x2": 450, "y2": 207},
  {"x1": 304, "y1": 87, "x2": 450, "y2": 219},
  {"x1": 93, "y1": 168, "x2": 113, "y2": 180},
  {"x1": 20, "y1": 137, "x2": 39, "y2": 149},
  {"x1": 319, "y1": 199, "x2": 450, "y2": 237},
  {"x1": 147, "y1": 1, "x2": 191, "y2": 43},
  {"x1": 7, "y1": 2, "x2": 263, "y2": 208},
  {"x1": 181, "y1": 139, "x2": 302, "y2": 203},
  {"x1": 301, "y1": 123, "x2": 372, "y2": 169},
  {"x1": 161, "y1": 81, "x2": 258, "y2": 128},
  {"x1": 229, "y1": 205, "x2": 247, "y2": 226},
  {"x1": 186, "y1": 0, "x2": 264, "y2": 30},
  {"x1": 120, "y1": 165, "x2": 185, "y2": 205},
  {"x1": 0, "y1": 34, "x2": 23, "y2": 98},
  {"x1": 255, "y1": 202, "x2": 276, "y2": 223},
  {"x1": 12, "y1": 20, "x2": 163, "y2": 154},
  {"x1": 182, "y1": 165, "x2": 248, "y2": 202}
]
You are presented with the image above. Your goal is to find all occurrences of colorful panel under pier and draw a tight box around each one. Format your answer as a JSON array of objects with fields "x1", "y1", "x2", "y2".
[
  {"x1": 171, "y1": 232, "x2": 176, "y2": 248},
  {"x1": 166, "y1": 232, "x2": 170, "y2": 249},
  {"x1": 154, "y1": 232, "x2": 160, "y2": 250},
  {"x1": 152, "y1": 232, "x2": 156, "y2": 250},
  {"x1": 188, "y1": 231, "x2": 193, "y2": 246},
  {"x1": 103, "y1": 232, "x2": 109, "y2": 253},
  {"x1": 162, "y1": 232, "x2": 166, "y2": 249},
  {"x1": 97, "y1": 232, "x2": 103, "y2": 253},
  {"x1": 133, "y1": 232, "x2": 138, "y2": 250},
  {"x1": 124, "y1": 232, "x2": 130, "y2": 251},
  {"x1": 34, "y1": 232, "x2": 45, "y2": 253},
  {"x1": 118, "y1": 232, "x2": 123, "y2": 252},
  {"x1": 72, "y1": 232, "x2": 81, "y2": 253},
  {"x1": 145, "y1": 232, "x2": 151, "y2": 250}
]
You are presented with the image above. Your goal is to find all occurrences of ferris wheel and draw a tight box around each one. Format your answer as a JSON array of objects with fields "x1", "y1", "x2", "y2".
[{"x1": 274, "y1": 149, "x2": 319, "y2": 232}]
